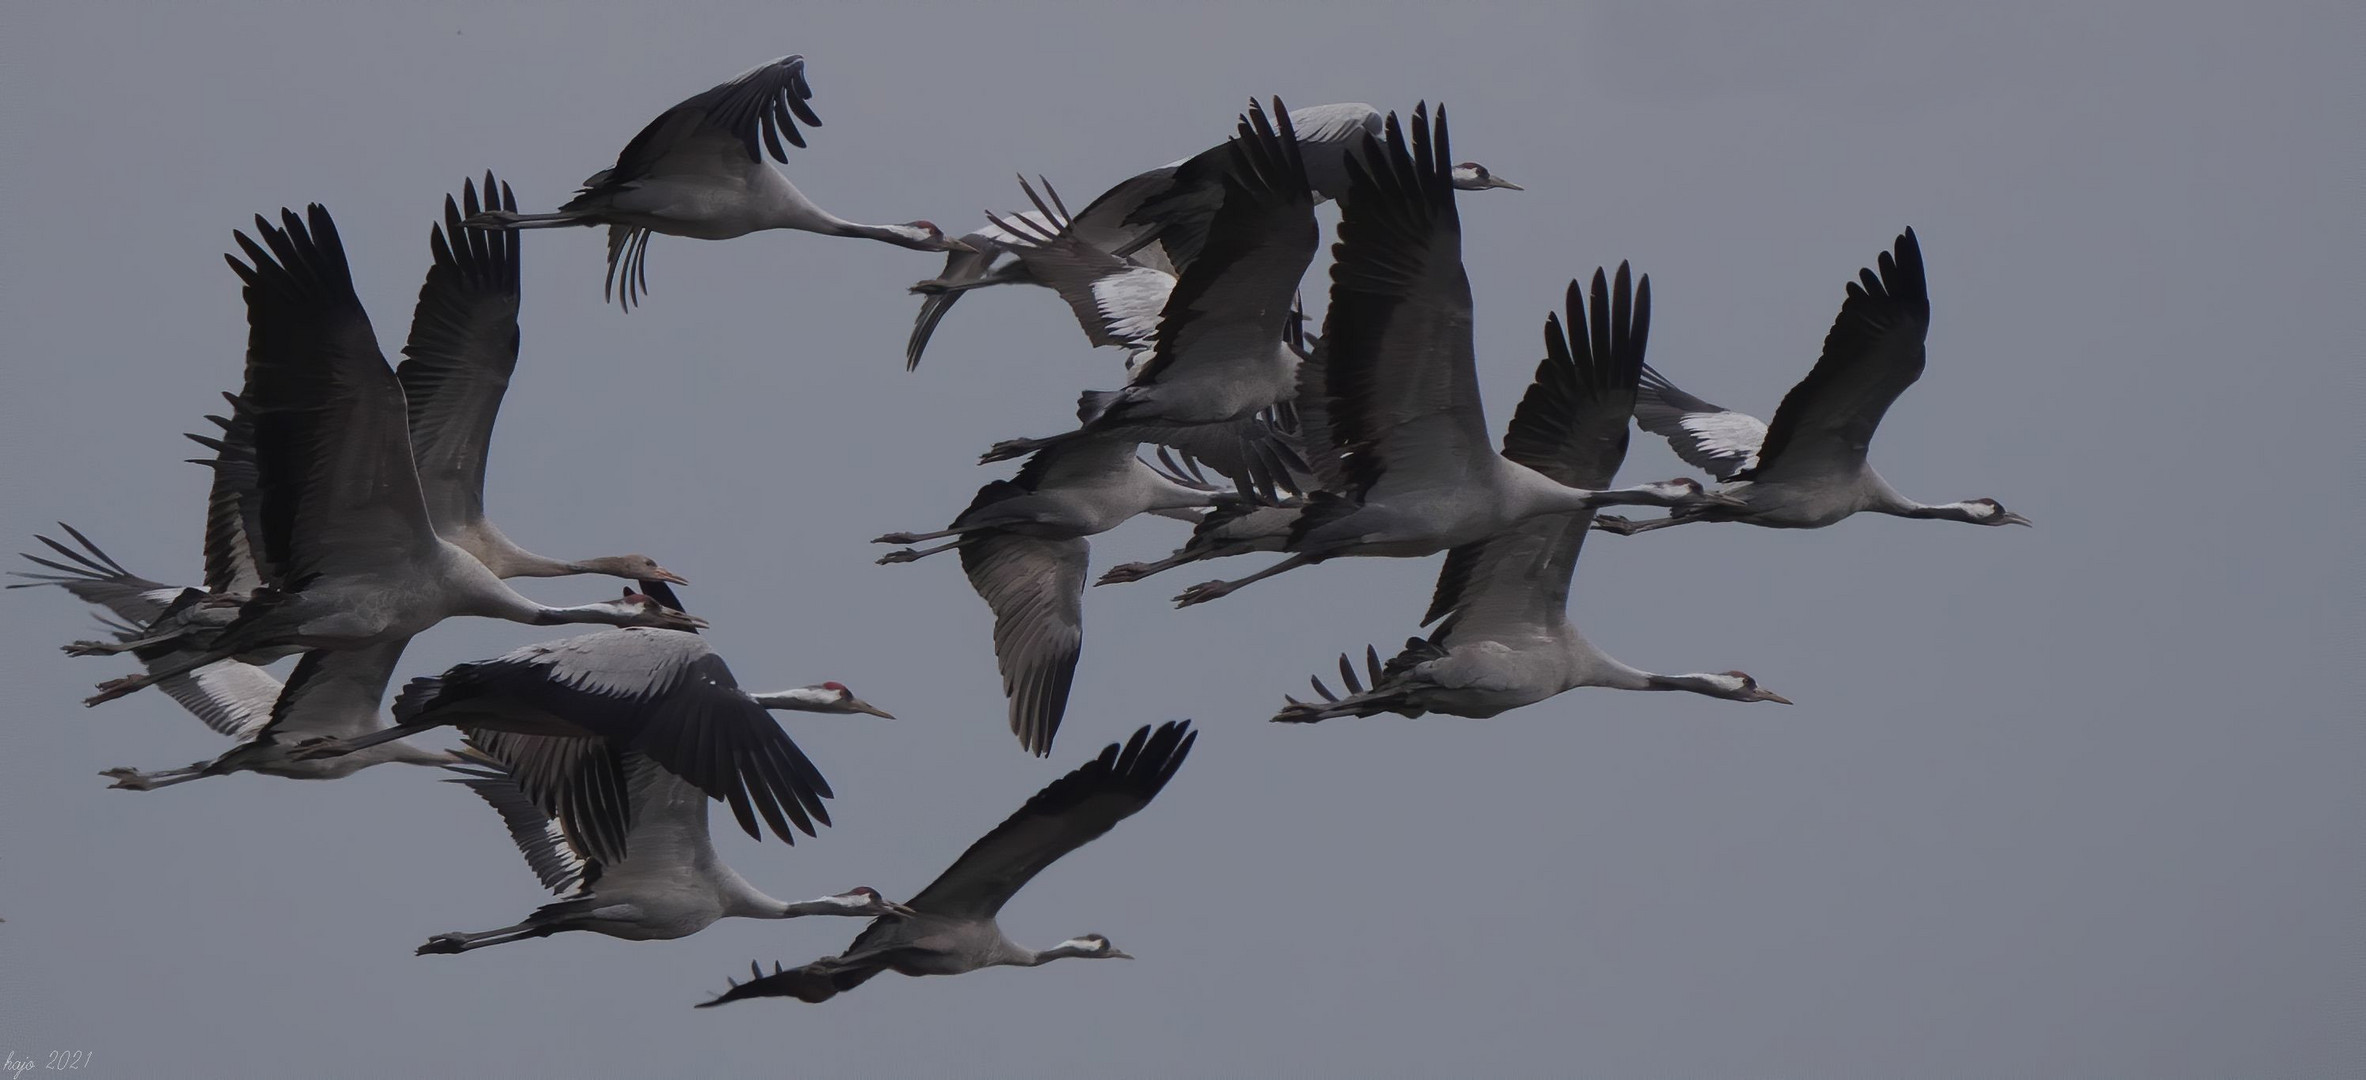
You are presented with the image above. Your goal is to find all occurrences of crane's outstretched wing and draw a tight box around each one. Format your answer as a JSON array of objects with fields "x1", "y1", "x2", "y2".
[
  {"x1": 959, "y1": 522, "x2": 1087, "y2": 758},
  {"x1": 397, "y1": 173, "x2": 524, "y2": 538},
  {"x1": 1631, "y1": 366, "x2": 1767, "y2": 482},
  {"x1": 1744, "y1": 228, "x2": 1931, "y2": 481},
  {"x1": 387, "y1": 629, "x2": 833, "y2": 861},
  {"x1": 1425, "y1": 268, "x2": 1651, "y2": 635},
  {"x1": 1122, "y1": 99, "x2": 1316, "y2": 392},
  {"x1": 592, "y1": 55, "x2": 820, "y2": 186},
  {"x1": 186, "y1": 400, "x2": 269, "y2": 593},
  {"x1": 226, "y1": 205, "x2": 444, "y2": 586},
  {"x1": 986, "y1": 188, "x2": 1173, "y2": 356},
  {"x1": 1100, "y1": 102, "x2": 1379, "y2": 274},
  {"x1": 257, "y1": 638, "x2": 412, "y2": 744},
  {"x1": 896, "y1": 721, "x2": 1196, "y2": 921},
  {"x1": 1310, "y1": 104, "x2": 1494, "y2": 500},
  {"x1": 442, "y1": 744, "x2": 597, "y2": 896},
  {"x1": 11, "y1": 527, "x2": 284, "y2": 740}
]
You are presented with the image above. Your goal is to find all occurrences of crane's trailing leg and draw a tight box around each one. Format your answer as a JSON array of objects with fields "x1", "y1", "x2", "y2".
[
  {"x1": 876, "y1": 537, "x2": 974, "y2": 564},
  {"x1": 1590, "y1": 513, "x2": 1695, "y2": 536},
  {"x1": 873, "y1": 527, "x2": 968, "y2": 545},
  {"x1": 417, "y1": 920, "x2": 562, "y2": 955},
  {"x1": 979, "y1": 435, "x2": 1062, "y2": 464},
  {"x1": 1097, "y1": 554, "x2": 1194, "y2": 585},
  {"x1": 100, "y1": 764, "x2": 210, "y2": 791},
  {"x1": 84, "y1": 644, "x2": 242, "y2": 706},
  {"x1": 460, "y1": 209, "x2": 586, "y2": 231},
  {"x1": 1173, "y1": 553, "x2": 1316, "y2": 609}
]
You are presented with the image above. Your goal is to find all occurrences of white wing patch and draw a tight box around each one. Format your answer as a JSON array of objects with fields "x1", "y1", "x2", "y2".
[
  {"x1": 1091, "y1": 268, "x2": 1173, "y2": 353},
  {"x1": 1678, "y1": 412, "x2": 1767, "y2": 474},
  {"x1": 163, "y1": 659, "x2": 284, "y2": 740}
]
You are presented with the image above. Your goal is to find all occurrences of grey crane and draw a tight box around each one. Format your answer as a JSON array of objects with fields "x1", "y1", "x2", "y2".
[
  {"x1": 14, "y1": 527, "x2": 458, "y2": 788},
  {"x1": 77, "y1": 205, "x2": 703, "y2": 708},
  {"x1": 905, "y1": 101, "x2": 1519, "y2": 369},
  {"x1": 874, "y1": 435, "x2": 1226, "y2": 756},
  {"x1": 419, "y1": 735, "x2": 913, "y2": 954},
  {"x1": 465, "y1": 56, "x2": 967, "y2": 309},
  {"x1": 1594, "y1": 228, "x2": 2031, "y2": 535},
  {"x1": 1273, "y1": 269, "x2": 1790, "y2": 724},
  {"x1": 298, "y1": 601, "x2": 889, "y2": 863},
  {"x1": 1171, "y1": 106, "x2": 1731, "y2": 609},
  {"x1": 699, "y1": 720, "x2": 1194, "y2": 1008}
]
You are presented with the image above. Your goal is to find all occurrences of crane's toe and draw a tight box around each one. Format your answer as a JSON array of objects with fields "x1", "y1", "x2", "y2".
[
  {"x1": 1097, "y1": 563, "x2": 1151, "y2": 585},
  {"x1": 1173, "y1": 581, "x2": 1233, "y2": 608}
]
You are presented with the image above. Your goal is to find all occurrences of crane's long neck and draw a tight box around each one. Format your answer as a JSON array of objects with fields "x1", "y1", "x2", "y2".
[
  {"x1": 717, "y1": 869, "x2": 794, "y2": 920},
  {"x1": 524, "y1": 599, "x2": 647, "y2": 627},
  {"x1": 1502, "y1": 465, "x2": 1609, "y2": 519},
  {"x1": 499, "y1": 553, "x2": 642, "y2": 581},
  {"x1": 448, "y1": 555, "x2": 635, "y2": 627},
  {"x1": 765, "y1": 187, "x2": 917, "y2": 247},
  {"x1": 1637, "y1": 672, "x2": 1750, "y2": 698},
  {"x1": 1567, "y1": 636, "x2": 1740, "y2": 699},
  {"x1": 1573, "y1": 641, "x2": 1664, "y2": 693},
  {"x1": 747, "y1": 688, "x2": 839, "y2": 712},
  {"x1": 1860, "y1": 472, "x2": 1942, "y2": 518},
  {"x1": 1011, "y1": 941, "x2": 1100, "y2": 967},
  {"x1": 1894, "y1": 501, "x2": 1990, "y2": 523}
]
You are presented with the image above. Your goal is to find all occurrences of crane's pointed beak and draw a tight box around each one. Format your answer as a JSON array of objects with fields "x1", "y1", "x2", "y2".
[
  {"x1": 665, "y1": 611, "x2": 711, "y2": 631},
  {"x1": 943, "y1": 237, "x2": 980, "y2": 254},
  {"x1": 1107, "y1": 949, "x2": 1135, "y2": 960},
  {"x1": 849, "y1": 698, "x2": 895, "y2": 719},
  {"x1": 884, "y1": 901, "x2": 920, "y2": 919},
  {"x1": 1487, "y1": 175, "x2": 1524, "y2": 191},
  {"x1": 648, "y1": 566, "x2": 691, "y2": 586},
  {"x1": 2000, "y1": 511, "x2": 2034, "y2": 527},
  {"x1": 1758, "y1": 691, "x2": 1794, "y2": 705}
]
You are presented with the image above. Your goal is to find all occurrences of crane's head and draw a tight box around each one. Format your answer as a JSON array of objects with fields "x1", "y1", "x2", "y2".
[
  {"x1": 1054, "y1": 934, "x2": 1133, "y2": 961},
  {"x1": 1450, "y1": 162, "x2": 1523, "y2": 191},
  {"x1": 886, "y1": 221, "x2": 976, "y2": 253},
  {"x1": 614, "y1": 592, "x2": 708, "y2": 632},
  {"x1": 1960, "y1": 498, "x2": 2034, "y2": 527},
  {"x1": 1709, "y1": 671, "x2": 1791, "y2": 705},
  {"x1": 827, "y1": 887, "x2": 920, "y2": 919},
  {"x1": 806, "y1": 681, "x2": 896, "y2": 719},
  {"x1": 579, "y1": 554, "x2": 687, "y2": 585}
]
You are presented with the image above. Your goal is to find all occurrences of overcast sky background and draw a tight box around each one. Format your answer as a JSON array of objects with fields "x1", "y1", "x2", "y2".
[{"x1": 2, "y1": 3, "x2": 2357, "y2": 1077}]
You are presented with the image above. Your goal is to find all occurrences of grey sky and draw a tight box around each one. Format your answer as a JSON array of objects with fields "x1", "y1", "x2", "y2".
[{"x1": 2, "y1": 3, "x2": 2356, "y2": 1077}]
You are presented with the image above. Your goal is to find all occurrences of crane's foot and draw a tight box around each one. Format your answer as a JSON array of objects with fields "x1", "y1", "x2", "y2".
[
  {"x1": 1590, "y1": 515, "x2": 1638, "y2": 535},
  {"x1": 979, "y1": 437, "x2": 1051, "y2": 464},
  {"x1": 1173, "y1": 580, "x2": 1236, "y2": 609},
  {"x1": 872, "y1": 532, "x2": 928, "y2": 545},
  {"x1": 100, "y1": 767, "x2": 158, "y2": 790},
  {"x1": 85, "y1": 675, "x2": 149, "y2": 706},
  {"x1": 875, "y1": 549, "x2": 921, "y2": 565},
  {"x1": 64, "y1": 639, "x2": 128, "y2": 657},
  {"x1": 1097, "y1": 562, "x2": 1156, "y2": 586},
  {"x1": 415, "y1": 933, "x2": 469, "y2": 956},
  {"x1": 1270, "y1": 702, "x2": 1330, "y2": 724}
]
